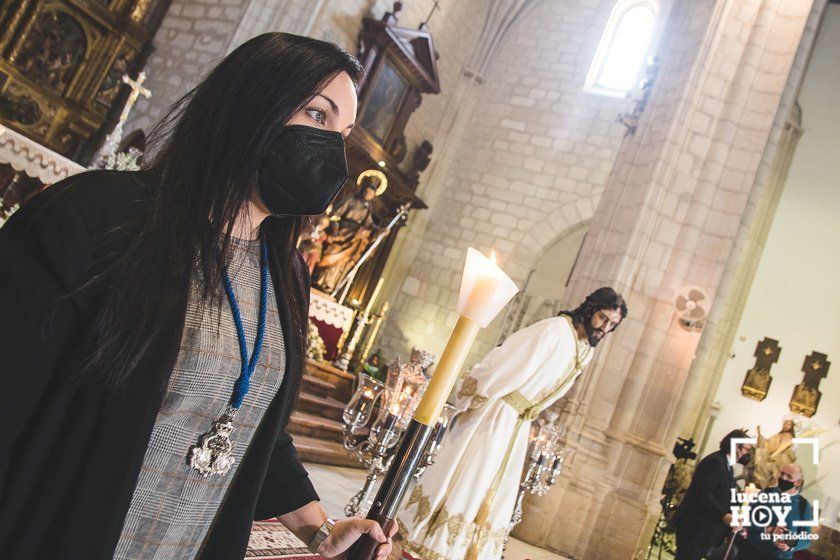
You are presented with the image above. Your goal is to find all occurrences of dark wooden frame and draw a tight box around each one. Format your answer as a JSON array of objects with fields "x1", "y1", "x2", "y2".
[{"x1": 331, "y1": 4, "x2": 441, "y2": 313}]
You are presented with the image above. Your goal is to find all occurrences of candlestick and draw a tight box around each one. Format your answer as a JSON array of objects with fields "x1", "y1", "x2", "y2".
[
  {"x1": 414, "y1": 403, "x2": 459, "y2": 479},
  {"x1": 369, "y1": 411, "x2": 400, "y2": 449},
  {"x1": 348, "y1": 247, "x2": 518, "y2": 560},
  {"x1": 343, "y1": 374, "x2": 384, "y2": 433},
  {"x1": 365, "y1": 277, "x2": 384, "y2": 315},
  {"x1": 359, "y1": 301, "x2": 389, "y2": 365},
  {"x1": 722, "y1": 483, "x2": 760, "y2": 560}
]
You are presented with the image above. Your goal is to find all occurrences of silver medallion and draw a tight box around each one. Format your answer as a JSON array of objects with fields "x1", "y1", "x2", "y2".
[{"x1": 189, "y1": 407, "x2": 237, "y2": 476}]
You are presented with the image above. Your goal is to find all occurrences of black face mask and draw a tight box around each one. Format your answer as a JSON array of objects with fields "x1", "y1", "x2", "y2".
[
  {"x1": 778, "y1": 478, "x2": 796, "y2": 492},
  {"x1": 737, "y1": 453, "x2": 752, "y2": 465},
  {"x1": 258, "y1": 125, "x2": 349, "y2": 216}
]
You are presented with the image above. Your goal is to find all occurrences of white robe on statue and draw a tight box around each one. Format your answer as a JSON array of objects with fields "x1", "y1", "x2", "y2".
[{"x1": 399, "y1": 315, "x2": 592, "y2": 560}]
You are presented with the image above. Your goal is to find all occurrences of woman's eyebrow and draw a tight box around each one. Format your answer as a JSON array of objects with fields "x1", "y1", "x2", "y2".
[{"x1": 315, "y1": 93, "x2": 339, "y2": 115}]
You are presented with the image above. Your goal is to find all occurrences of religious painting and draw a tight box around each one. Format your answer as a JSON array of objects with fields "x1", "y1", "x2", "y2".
[
  {"x1": 52, "y1": 124, "x2": 85, "y2": 158},
  {"x1": 16, "y1": 10, "x2": 88, "y2": 95},
  {"x1": 359, "y1": 58, "x2": 408, "y2": 144},
  {"x1": 96, "y1": 51, "x2": 136, "y2": 108},
  {"x1": 0, "y1": 87, "x2": 41, "y2": 127},
  {"x1": 741, "y1": 337, "x2": 781, "y2": 401},
  {"x1": 0, "y1": 82, "x2": 57, "y2": 139},
  {"x1": 789, "y1": 352, "x2": 829, "y2": 417}
]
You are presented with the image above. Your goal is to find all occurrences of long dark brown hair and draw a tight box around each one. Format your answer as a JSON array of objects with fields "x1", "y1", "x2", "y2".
[
  {"x1": 559, "y1": 286, "x2": 628, "y2": 327},
  {"x1": 87, "y1": 33, "x2": 363, "y2": 389}
]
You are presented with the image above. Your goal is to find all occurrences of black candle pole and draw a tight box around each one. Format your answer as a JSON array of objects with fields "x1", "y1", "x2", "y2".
[{"x1": 346, "y1": 419, "x2": 434, "y2": 559}]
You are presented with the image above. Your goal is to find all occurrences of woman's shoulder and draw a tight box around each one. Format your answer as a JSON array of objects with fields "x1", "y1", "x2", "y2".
[
  {"x1": 14, "y1": 170, "x2": 156, "y2": 236},
  {"x1": 52, "y1": 169, "x2": 153, "y2": 217}
]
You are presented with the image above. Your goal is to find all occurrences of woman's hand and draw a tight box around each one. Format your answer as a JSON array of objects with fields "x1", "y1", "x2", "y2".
[{"x1": 317, "y1": 518, "x2": 399, "y2": 559}]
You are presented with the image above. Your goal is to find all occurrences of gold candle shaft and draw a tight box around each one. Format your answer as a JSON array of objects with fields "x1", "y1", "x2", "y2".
[{"x1": 413, "y1": 315, "x2": 480, "y2": 426}]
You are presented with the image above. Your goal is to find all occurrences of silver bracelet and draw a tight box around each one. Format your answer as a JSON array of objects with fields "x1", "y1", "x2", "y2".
[{"x1": 307, "y1": 518, "x2": 335, "y2": 554}]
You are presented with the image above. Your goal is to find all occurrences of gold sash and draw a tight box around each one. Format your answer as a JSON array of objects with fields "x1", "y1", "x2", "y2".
[{"x1": 500, "y1": 391, "x2": 540, "y2": 421}]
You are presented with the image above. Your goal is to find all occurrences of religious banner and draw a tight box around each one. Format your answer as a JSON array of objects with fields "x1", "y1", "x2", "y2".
[
  {"x1": 789, "y1": 351, "x2": 829, "y2": 417},
  {"x1": 740, "y1": 337, "x2": 781, "y2": 402}
]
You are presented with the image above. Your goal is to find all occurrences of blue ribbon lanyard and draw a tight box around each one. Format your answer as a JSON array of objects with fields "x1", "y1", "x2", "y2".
[{"x1": 222, "y1": 238, "x2": 269, "y2": 411}]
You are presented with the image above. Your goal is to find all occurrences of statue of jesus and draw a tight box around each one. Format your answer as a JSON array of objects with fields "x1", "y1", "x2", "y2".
[{"x1": 398, "y1": 287, "x2": 627, "y2": 560}]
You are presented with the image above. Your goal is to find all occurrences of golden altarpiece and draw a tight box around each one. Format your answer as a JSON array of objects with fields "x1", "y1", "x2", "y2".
[{"x1": 0, "y1": 0, "x2": 170, "y2": 161}]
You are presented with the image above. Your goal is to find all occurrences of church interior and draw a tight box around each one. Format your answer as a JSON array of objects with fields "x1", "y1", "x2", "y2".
[{"x1": 1, "y1": 0, "x2": 839, "y2": 559}]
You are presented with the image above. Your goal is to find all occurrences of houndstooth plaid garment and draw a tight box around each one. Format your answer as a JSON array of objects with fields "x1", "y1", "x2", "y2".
[{"x1": 114, "y1": 237, "x2": 286, "y2": 559}]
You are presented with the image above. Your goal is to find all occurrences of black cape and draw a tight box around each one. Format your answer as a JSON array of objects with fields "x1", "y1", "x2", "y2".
[{"x1": 0, "y1": 171, "x2": 318, "y2": 559}]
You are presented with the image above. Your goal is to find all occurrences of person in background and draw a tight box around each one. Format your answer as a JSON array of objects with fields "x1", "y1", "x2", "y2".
[
  {"x1": 735, "y1": 464, "x2": 813, "y2": 560},
  {"x1": 671, "y1": 429, "x2": 754, "y2": 560}
]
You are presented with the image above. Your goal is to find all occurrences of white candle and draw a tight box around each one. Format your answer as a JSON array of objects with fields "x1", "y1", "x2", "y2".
[
  {"x1": 414, "y1": 247, "x2": 519, "y2": 425},
  {"x1": 457, "y1": 248, "x2": 519, "y2": 328}
]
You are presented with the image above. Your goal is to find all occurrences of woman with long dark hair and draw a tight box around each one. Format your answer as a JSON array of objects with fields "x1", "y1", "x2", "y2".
[{"x1": 0, "y1": 33, "x2": 395, "y2": 559}]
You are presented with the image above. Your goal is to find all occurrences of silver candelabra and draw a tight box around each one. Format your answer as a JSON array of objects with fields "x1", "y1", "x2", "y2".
[
  {"x1": 413, "y1": 402, "x2": 458, "y2": 480},
  {"x1": 342, "y1": 349, "x2": 440, "y2": 517},
  {"x1": 509, "y1": 412, "x2": 569, "y2": 530}
]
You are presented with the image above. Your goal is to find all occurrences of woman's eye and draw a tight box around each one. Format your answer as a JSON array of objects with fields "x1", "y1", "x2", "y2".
[{"x1": 306, "y1": 108, "x2": 327, "y2": 125}]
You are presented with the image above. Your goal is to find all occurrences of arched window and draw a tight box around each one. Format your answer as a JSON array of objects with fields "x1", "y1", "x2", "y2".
[{"x1": 585, "y1": 0, "x2": 658, "y2": 98}]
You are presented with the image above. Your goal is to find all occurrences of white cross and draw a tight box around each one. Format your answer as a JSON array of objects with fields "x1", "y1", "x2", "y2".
[{"x1": 118, "y1": 71, "x2": 152, "y2": 124}]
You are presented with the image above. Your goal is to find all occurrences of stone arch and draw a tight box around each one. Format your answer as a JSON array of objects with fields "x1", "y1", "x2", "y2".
[
  {"x1": 495, "y1": 214, "x2": 592, "y2": 343},
  {"x1": 507, "y1": 194, "x2": 599, "y2": 278}
]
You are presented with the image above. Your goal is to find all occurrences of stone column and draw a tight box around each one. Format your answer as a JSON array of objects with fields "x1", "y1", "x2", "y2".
[{"x1": 512, "y1": 1, "x2": 820, "y2": 558}]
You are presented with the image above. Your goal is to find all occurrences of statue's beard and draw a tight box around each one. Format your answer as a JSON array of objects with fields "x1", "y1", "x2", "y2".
[{"x1": 583, "y1": 320, "x2": 607, "y2": 347}]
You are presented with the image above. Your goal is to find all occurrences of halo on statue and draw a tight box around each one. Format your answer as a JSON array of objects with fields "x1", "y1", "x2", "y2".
[{"x1": 356, "y1": 169, "x2": 388, "y2": 196}]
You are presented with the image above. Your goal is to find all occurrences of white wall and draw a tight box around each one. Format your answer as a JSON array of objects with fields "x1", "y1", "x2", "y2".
[{"x1": 705, "y1": 4, "x2": 840, "y2": 529}]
